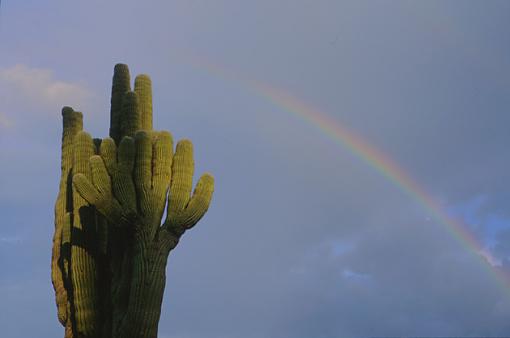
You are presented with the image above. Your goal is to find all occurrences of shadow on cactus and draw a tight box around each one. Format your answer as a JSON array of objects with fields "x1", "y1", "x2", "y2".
[{"x1": 51, "y1": 64, "x2": 214, "y2": 338}]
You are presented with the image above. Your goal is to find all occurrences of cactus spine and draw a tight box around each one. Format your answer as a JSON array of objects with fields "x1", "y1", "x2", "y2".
[{"x1": 51, "y1": 64, "x2": 214, "y2": 338}]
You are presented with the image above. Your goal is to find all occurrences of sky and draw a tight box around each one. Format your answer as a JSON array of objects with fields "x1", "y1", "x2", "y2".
[{"x1": 1, "y1": 1, "x2": 510, "y2": 337}]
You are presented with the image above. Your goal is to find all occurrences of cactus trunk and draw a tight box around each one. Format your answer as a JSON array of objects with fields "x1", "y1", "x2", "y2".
[{"x1": 115, "y1": 235, "x2": 169, "y2": 338}]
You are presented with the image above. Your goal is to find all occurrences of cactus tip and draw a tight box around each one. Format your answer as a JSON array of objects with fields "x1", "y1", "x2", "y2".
[
  {"x1": 62, "y1": 106, "x2": 74, "y2": 115},
  {"x1": 114, "y1": 63, "x2": 129, "y2": 71}
]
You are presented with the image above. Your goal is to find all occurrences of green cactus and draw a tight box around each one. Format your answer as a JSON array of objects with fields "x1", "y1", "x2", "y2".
[{"x1": 51, "y1": 64, "x2": 214, "y2": 338}]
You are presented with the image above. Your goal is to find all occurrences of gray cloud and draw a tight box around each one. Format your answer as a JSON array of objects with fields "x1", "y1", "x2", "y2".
[{"x1": 0, "y1": 64, "x2": 92, "y2": 117}]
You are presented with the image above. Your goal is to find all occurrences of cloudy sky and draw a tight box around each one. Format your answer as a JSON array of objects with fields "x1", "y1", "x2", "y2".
[{"x1": 2, "y1": 1, "x2": 510, "y2": 337}]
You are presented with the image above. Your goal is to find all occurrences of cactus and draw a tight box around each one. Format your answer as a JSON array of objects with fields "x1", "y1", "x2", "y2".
[{"x1": 51, "y1": 64, "x2": 214, "y2": 338}]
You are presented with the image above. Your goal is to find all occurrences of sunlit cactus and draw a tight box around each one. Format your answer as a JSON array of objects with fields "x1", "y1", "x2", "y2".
[{"x1": 51, "y1": 64, "x2": 214, "y2": 338}]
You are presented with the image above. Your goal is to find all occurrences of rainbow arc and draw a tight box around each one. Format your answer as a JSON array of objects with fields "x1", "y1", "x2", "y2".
[{"x1": 186, "y1": 55, "x2": 509, "y2": 290}]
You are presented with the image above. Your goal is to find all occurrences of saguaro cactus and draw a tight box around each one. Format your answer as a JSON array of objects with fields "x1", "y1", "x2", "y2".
[{"x1": 51, "y1": 64, "x2": 214, "y2": 338}]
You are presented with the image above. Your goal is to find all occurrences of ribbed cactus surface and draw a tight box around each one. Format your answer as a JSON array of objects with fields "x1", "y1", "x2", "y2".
[{"x1": 51, "y1": 64, "x2": 214, "y2": 338}]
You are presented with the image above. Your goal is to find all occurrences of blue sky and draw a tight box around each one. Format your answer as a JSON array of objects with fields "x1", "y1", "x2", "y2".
[{"x1": 2, "y1": 1, "x2": 510, "y2": 337}]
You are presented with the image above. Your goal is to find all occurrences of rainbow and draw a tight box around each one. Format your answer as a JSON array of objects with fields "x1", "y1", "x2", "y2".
[{"x1": 186, "y1": 55, "x2": 510, "y2": 290}]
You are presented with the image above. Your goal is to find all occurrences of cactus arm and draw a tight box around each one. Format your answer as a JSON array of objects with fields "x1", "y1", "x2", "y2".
[
  {"x1": 52, "y1": 107, "x2": 82, "y2": 327},
  {"x1": 90, "y1": 156, "x2": 112, "y2": 195},
  {"x1": 133, "y1": 130, "x2": 174, "y2": 230},
  {"x1": 161, "y1": 140, "x2": 214, "y2": 246},
  {"x1": 73, "y1": 135, "x2": 141, "y2": 228},
  {"x1": 73, "y1": 157, "x2": 128, "y2": 226},
  {"x1": 178, "y1": 173, "x2": 214, "y2": 228},
  {"x1": 99, "y1": 138, "x2": 118, "y2": 173},
  {"x1": 73, "y1": 132, "x2": 96, "y2": 175},
  {"x1": 162, "y1": 172, "x2": 214, "y2": 238},
  {"x1": 134, "y1": 74, "x2": 153, "y2": 131},
  {"x1": 71, "y1": 131, "x2": 99, "y2": 337},
  {"x1": 110, "y1": 64, "x2": 131, "y2": 144},
  {"x1": 134, "y1": 131, "x2": 154, "y2": 221},
  {"x1": 94, "y1": 136, "x2": 138, "y2": 218},
  {"x1": 120, "y1": 91, "x2": 141, "y2": 138},
  {"x1": 168, "y1": 140, "x2": 194, "y2": 213},
  {"x1": 116, "y1": 137, "x2": 137, "y2": 213},
  {"x1": 151, "y1": 131, "x2": 173, "y2": 225}
]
